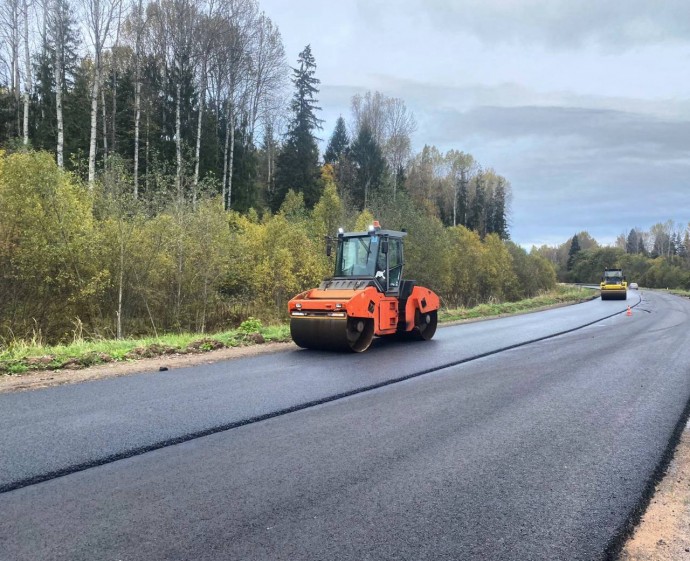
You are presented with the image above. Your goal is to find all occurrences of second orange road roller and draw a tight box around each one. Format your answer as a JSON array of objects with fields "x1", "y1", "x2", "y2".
[{"x1": 288, "y1": 221, "x2": 440, "y2": 352}]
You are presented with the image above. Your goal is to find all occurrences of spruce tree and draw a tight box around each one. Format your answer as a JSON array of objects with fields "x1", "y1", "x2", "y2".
[
  {"x1": 671, "y1": 232, "x2": 680, "y2": 256},
  {"x1": 350, "y1": 123, "x2": 387, "y2": 209},
  {"x1": 625, "y1": 229, "x2": 638, "y2": 254},
  {"x1": 324, "y1": 116, "x2": 349, "y2": 164},
  {"x1": 231, "y1": 121, "x2": 259, "y2": 213},
  {"x1": 32, "y1": 0, "x2": 81, "y2": 155},
  {"x1": 567, "y1": 234, "x2": 581, "y2": 270},
  {"x1": 274, "y1": 45, "x2": 323, "y2": 210},
  {"x1": 467, "y1": 171, "x2": 485, "y2": 236},
  {"x1": 457, "y1": 172, "x2": 468, "y2": 227},
  {"x1": 680, "y1": 232, "x2": 690, "y2": 261},
  {"x1": 489, "y1": 177, "x2": 509, "y2": 239}
]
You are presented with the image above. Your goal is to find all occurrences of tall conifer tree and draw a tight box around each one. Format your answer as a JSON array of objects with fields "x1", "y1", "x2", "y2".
[
  {"x1": 274, "y1": 44, "x2": 323, "y2": 209},
  {"x1": 567, "y1": 234, "x2": 581, "y2": 270},
  {"x1": 324, "y1": 115, "x2": 348, "y2": 164},
  {"x1": 350, "y1": 123, "x2": 387, "y2": 210},
  {"x1": 490, "y1": 177, "x2": 509, "y2": 239}
]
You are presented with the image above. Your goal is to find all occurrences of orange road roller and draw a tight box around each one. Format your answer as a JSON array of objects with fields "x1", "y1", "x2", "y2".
[{"x1": 288, "y1": 221, "x2": 440, "y2": 352}]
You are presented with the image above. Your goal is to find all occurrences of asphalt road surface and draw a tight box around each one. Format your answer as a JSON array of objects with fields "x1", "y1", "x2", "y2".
[{"x1": 2, "y1": 290, "x2": 690, "y2": 561}]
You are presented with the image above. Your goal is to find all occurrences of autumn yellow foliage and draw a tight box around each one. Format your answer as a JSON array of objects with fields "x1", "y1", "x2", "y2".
[{"x1": 0, "y1": 153, "x2": 556, "y2": 343}]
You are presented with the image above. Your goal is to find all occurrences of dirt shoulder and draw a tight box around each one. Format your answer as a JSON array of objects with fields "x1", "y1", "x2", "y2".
[
  {"x1": 0, "y1": 341, "x2": 296, "y2": 394},
  {"x1": 618, "y1": 423, "x2": 690, "y2": 560},
  {"x1": 0, "y1": 295, "x2": 597, "y2": 395}
]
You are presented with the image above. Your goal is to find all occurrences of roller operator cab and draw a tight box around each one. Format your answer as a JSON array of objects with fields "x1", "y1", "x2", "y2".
[
  {"x1": 600, "y1": 268, "x2": 628, "y2": 300},
  {"x1": 288, "y1": 221, "x2": 440, "y2": 352}
]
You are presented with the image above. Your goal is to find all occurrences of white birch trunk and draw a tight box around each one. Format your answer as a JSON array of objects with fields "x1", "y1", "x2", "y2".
[
  {"x1": 22, "y1": 0, "x2": 31, "y2": 145},
  {"x1": 175, "y1": 81, "x2": 182, "y2": 200},
  {"x1": 222, "y1": 100, "x2": 230, "y2": 208},
  {"x1": 227, "y1": 110, "x2": 235, "y2": 210},
  {"x1": 110, "y1": 70, "x2": 116, "y2": 152},
  {"x1": 88, "y1": 64, "x2": 100, "y2": 188},
  {"x1": 133, "y1": 79, "x2": 141, "y2": 197},
  {"x1": 145, "y1": 103, "x2": 149, "y2": 193},
  {"x1": 110, "y1": 3, "x2": 120, "y2": 152},
  {"x1": 12, "y1": 7, "x2": 21, "y2": 136},
  {"x1": 116, "y1": 235, "x2": 124, "y2": 339},
  {"x1": 193, "y1": 58, "x2": 207, "y2": 206},
  {"x1": 132, "y1": 0, "x2": 142, "y2": 197},
  {"x1": 267, "y1": 144, "x2": 271, "y2": 196},
  {"x1": 101, "y1": 86, "x2": 108, "y2": 159},
  {"x1": 54, "y1": 9, "x2": 64, "y2": 168}
]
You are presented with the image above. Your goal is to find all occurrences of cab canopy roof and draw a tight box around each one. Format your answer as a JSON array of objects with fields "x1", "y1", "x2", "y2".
[{"x1": 339, "y1": 221, "x2": 407, "y2": 239}]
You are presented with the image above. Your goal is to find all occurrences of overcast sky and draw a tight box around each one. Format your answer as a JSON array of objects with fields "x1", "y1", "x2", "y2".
[{"x1": 260, "y1": 0, "x2": 690, "y2": 248}]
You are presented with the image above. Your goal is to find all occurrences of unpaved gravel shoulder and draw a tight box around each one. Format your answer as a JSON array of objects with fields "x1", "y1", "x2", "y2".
[
  {"x1": 0, "y1": 341, "x2": 297, "y2": 394},
  {"x1": 0, "y1": 295, "x2": 598, "y2": 396},
  {"x1": 618, "y1": 424, "x2": 690, "y2": 561}
]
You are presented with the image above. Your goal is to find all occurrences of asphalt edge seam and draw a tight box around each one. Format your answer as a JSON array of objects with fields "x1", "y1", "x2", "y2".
[
  {"x1": 603, "y1": 381, "x2": 690, "y2": 560},
  {"x1": 0, "y1": 296, "x2": 643, "y2": 495}
]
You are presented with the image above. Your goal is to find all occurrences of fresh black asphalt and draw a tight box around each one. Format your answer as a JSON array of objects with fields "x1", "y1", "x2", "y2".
[
  {"x1": 0, "y1": 291, "x2": 639, "y2": 492},
  {"x1": 2, "y1": 290, "x2": 690, "y2": 561}
]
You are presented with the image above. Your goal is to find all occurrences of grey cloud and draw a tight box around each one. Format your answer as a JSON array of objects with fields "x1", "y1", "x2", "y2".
[
  {"x1": 425, "y1": 105, "x2": 690, "y2": 163},
  {"x1": 319, "y1": 83, "x2": 689, "y2": 248},
  {"x1": 383, "y1": 0, "x2": 690, "y2": 50},
  {"x1": 418, "y1": 104, "x2": 690, "y2": 246},
  {"x1": 330, "y1": 77, "x2": 690, "y2": 121}
]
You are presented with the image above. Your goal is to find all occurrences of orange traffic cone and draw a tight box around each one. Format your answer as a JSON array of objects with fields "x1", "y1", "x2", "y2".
[{"x1": 626, "y1": 306, "x2": 632, "y2": 316}]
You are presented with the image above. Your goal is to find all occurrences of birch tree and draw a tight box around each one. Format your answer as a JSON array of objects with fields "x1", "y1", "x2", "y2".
[
  {"x1": 21, "y1": 0, "x2": 31, "y2": 144},
  {"x1": 1, "y1": 0, "x2": 21, "y2": 136},
  {"x1": 192, "y1": 0, "x2": 223, "y2": 200},
  {"x1": 445, "y1": 150, "x2": 473, "y2": 227},
  {"x1": 109, "y1": 0, "x2": 122, "y2": 153},
  {"x1": 151, "y1": 0, "x2": 200, "y2": 199},
  {"x1": 127, "y1": 0, "x2": 143, "y2": 195},
  {"x1": 214, "y1": 0, "x2": 254, "y2": 209},
  {"x1": 82, "y1": 0, "x2": 121, "y2": 188},
  {"x1": 47, "y1": 0, "x2": 76, "y2": 167},
  {"x1": 350, "y1": 91, "x2": 416, "y2": 200},
  {"x1": 350, "y1": 91, "x2": 386, "y2": 147},
  {"x1": 246, "y1": 10, "x2": 285, "y2": 142},
  {"x1": 384, "y1": 97, "x2": 415, "y2": 199}
]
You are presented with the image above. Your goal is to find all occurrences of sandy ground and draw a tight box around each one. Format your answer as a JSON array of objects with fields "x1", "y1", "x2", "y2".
[
  {"x1": 1, "y1": 336, "x2": 688, "y2": 559},
  {"x1": 619, "y1": 424, "x2": 690, "y2": 560}
]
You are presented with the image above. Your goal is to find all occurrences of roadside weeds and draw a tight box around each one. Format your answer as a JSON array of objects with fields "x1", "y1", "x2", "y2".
[{"x1": 0, "y1": 286, "x2": 595, "y2": 383}]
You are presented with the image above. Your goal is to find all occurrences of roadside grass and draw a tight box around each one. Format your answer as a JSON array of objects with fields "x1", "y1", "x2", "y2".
[
  {"x1": 668, "y1": 288, "x2": 690, "y2": 297},
  {"x1": 642, "y1": 287, "x2": 690, "y2": 298},
  {"x1": 439, "y1": 285, "x2": 597, "y2": 323},
  {"x1": 1, "y1": 286, "x2": 596, "y2": 376},
  {"x1": 0, "y1": 320, "x2": 291, "y2": 375}
]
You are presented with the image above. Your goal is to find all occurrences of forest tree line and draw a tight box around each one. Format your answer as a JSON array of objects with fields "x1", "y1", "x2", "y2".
[
  {"x1": 535, "y1": 221, "x2": 690, "y2": 289},
  {"x1": 0, "y1": 0, "x2": 510, "y2": 230},
  {"x1": 0, "y1": 150, "x2": 556, "y2": 343},
  {"x1": 0, "y1": 0, "x2": 555, "y2": 343}
]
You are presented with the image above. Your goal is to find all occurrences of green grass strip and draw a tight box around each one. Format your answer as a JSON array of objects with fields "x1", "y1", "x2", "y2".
[
  {"x1": 1, "y1": 286, "x2": 595, "y2": 376},
  {"x1": 439, "y1": 285, "x2": 597, "y2": 323}
]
